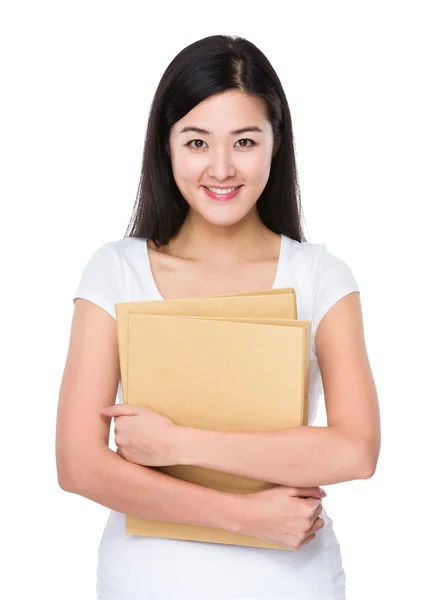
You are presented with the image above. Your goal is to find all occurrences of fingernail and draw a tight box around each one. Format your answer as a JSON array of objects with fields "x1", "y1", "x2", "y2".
[{"x1": 321, "y1": 489, "x2": 327, "y2": 497}]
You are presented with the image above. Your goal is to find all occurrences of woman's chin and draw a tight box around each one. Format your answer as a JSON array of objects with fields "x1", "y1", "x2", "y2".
[{"x1": 196, "y1": 206, "x2": 251, "y2": 227}]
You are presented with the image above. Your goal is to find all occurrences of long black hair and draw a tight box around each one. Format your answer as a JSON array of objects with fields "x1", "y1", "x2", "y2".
[{"x1": 125, "y1": 34, "x2": 307, "y2": 247}]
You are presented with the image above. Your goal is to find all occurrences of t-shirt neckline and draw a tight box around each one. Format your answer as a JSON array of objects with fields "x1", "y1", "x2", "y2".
[{"x1": 143, "y1": 234, "x2": 286, "y2": 301}]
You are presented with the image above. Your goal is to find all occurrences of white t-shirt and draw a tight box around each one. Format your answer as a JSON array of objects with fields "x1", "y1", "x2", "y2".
[{"x1": 73, "y1": 234, "x2": 360, "y2": 600}]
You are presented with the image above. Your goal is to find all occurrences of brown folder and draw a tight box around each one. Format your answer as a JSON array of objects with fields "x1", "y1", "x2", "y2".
[
  {"x1": 116, "y1": 288, "x2": 298, "y2": 396},
  {"x1": 115, "y1": 289, "x2": 311, "y2": 550}
]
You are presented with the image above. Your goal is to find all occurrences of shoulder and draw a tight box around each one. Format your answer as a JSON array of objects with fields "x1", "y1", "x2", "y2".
[
  {"x1": 286, "y1": 238, "x2": 360, "y2": 355},
  {"x1": 287, "y1": 238, "x2": 357, "y2": 288},
  {"x1": 285, "y1": 238, "x2": 327, "y2": 288},
  {"x1": 309, "y1": 242, "x2": 360, "y2": 301},
  {"x1": 82, "y1": 237, "x2": 147, "y2": 273},
  {"x1": 73, "y1": 237, "x2": 147, "y2": 318},
  {"x1": 97, "y1": 236, "x2": 146, "y2": 260},
  {"x1": 311, "y1": 243, "x2": 360, "y2": 355},
  {"x1": 287, "y1": 237, "x2": 349, "y2": 268},
  {"x1": 287, "y1": 238, "x2": 325, "y2": 268}
]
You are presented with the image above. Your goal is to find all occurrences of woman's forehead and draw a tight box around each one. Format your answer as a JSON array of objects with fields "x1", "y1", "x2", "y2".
[{"x1": 172, "y1": 93, "x2": 269, "y2": 137}]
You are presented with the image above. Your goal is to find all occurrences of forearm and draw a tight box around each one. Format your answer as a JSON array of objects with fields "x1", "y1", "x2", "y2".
[
  {"x1": 178, "y1": 425, "x2": 370, "y2": 487},
  {"x1": 61, "y1": 447, "x2": 245, "y2": 532}
]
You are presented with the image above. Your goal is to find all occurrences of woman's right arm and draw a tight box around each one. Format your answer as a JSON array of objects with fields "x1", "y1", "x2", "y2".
[{"x1": 55, "y1": 298, "x2": 245, "y2": 533}]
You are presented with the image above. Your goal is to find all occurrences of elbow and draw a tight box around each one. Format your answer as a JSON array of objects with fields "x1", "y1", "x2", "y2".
[
  {"x1": 56, "y1": 439, "x2": 81, "y2": 492},
  {"x1": 57, "y1": 459, "x2": 83, "y2": 493},
  {"x1": 56, "y1": 451, "x2": 74, "y2": 491},
  {"x1": 58, "y1": 467, "x2": 96, "y2": 495},
  {"x1": 56, "y1": 455, "x2": 93, "y2": 494},
  {"x1": 359, "y1": 459, "x2": 377, "y2": 480},
  {"x1": 58, "y1": 473, "x2": 75, "y2": 493},
  {"x1": 357, "y1": 438, "x2": 380, "y2": 480},
  {"x1": 57, "y1": 464, "x2": 77, "y2": 493},
  {"x1": 57, "y1": 447, "x2": 110, "y2": 494}
]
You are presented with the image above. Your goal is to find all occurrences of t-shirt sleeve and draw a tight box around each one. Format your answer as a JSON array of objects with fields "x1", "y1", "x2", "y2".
[
  {"x1": 72, "y1": 242, "x2": 124, "y2": 319},
  {"x1": 311, "y1": 244, "x2": 360, "y2": 355}
]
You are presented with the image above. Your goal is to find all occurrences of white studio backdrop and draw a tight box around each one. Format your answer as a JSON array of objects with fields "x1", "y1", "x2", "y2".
[{"x1": 1, "y1": 1, "x2": 435, "y2": 598}]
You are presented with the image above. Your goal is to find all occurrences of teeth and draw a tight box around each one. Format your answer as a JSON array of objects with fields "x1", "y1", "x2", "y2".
[{"x1": 206, "y1": 186, "x2": 239, "y2": 194}]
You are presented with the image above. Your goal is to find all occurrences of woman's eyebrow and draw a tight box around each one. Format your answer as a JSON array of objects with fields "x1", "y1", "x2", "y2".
[{"x1": 179, "y1": 126, "x2": 263, "y2": 136}]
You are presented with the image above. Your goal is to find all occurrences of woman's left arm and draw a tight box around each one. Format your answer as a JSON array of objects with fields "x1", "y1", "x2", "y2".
[{"x1": 177, "y1": 291, "x2": 381, "y2": 487}]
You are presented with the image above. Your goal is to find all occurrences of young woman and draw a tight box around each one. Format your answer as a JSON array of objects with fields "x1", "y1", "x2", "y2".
[{"x1": 56, "y1": 34, "x2": 380, "y2": 599}]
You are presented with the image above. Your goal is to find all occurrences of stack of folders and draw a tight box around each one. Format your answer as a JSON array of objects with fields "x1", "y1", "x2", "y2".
[{"x1": 114, "y1": 288, "x2": 311, "y2": 551}]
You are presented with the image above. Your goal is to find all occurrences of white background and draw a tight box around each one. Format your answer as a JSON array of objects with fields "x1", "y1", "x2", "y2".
[{"x1": 1, "y1": 1, "x2": 435, "y2": 598}]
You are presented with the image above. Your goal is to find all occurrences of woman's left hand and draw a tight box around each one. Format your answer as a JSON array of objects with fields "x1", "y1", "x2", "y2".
[{"x1": 100, "y1": 404, "x2": 184, "y2": 466}]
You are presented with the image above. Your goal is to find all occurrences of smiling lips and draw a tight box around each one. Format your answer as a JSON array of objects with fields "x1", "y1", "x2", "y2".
[{"x1": 202, "y1": 185, "x2": 243, "y2": 200}]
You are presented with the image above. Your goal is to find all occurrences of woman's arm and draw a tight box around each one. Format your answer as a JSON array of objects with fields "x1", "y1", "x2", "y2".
[
  {"x1": 61, "y1": 445, "x2": 245, "y2": 532},
  {"x1": 55, "y1": 299, "x2": 244, "y2": 532},
  {"x1": 176, "y1": 292, "x2": 381, "y2": 487}
]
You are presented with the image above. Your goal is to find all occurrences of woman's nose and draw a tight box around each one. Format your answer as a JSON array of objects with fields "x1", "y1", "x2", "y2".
[{"x1": 207, "y1": 149, "x2": 236, "y2": 180}]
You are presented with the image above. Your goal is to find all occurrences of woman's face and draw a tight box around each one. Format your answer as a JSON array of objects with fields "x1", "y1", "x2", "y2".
[{"x1": 168, "y1": 90, "x2": 275, "y2": 227}]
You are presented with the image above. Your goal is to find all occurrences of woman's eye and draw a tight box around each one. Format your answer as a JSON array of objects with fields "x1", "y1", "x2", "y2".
[
  {"x1": 186, "y1": 138, "x2": 256, "y2": 150},
  {"x1": 235, "y1": 138, "x2": 256, "y2": 148},
  {"x1": 186, "y1": 139, "x2": 207, "y2": 149}
]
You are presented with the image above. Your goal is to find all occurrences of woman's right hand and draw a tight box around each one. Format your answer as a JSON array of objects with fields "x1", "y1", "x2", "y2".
[{"x1": 237, "y1": 486, "x2": 325, "y2": 550}]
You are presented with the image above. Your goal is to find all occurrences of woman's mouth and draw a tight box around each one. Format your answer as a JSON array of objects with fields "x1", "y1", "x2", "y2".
[{"x1": 202, "y1": 185, "x2": 243, "y2": 201}]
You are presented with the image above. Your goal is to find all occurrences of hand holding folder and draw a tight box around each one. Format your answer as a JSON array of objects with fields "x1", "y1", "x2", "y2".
[{"x1": 115, "y1": 288, "x2": 312, "y2": 550}]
